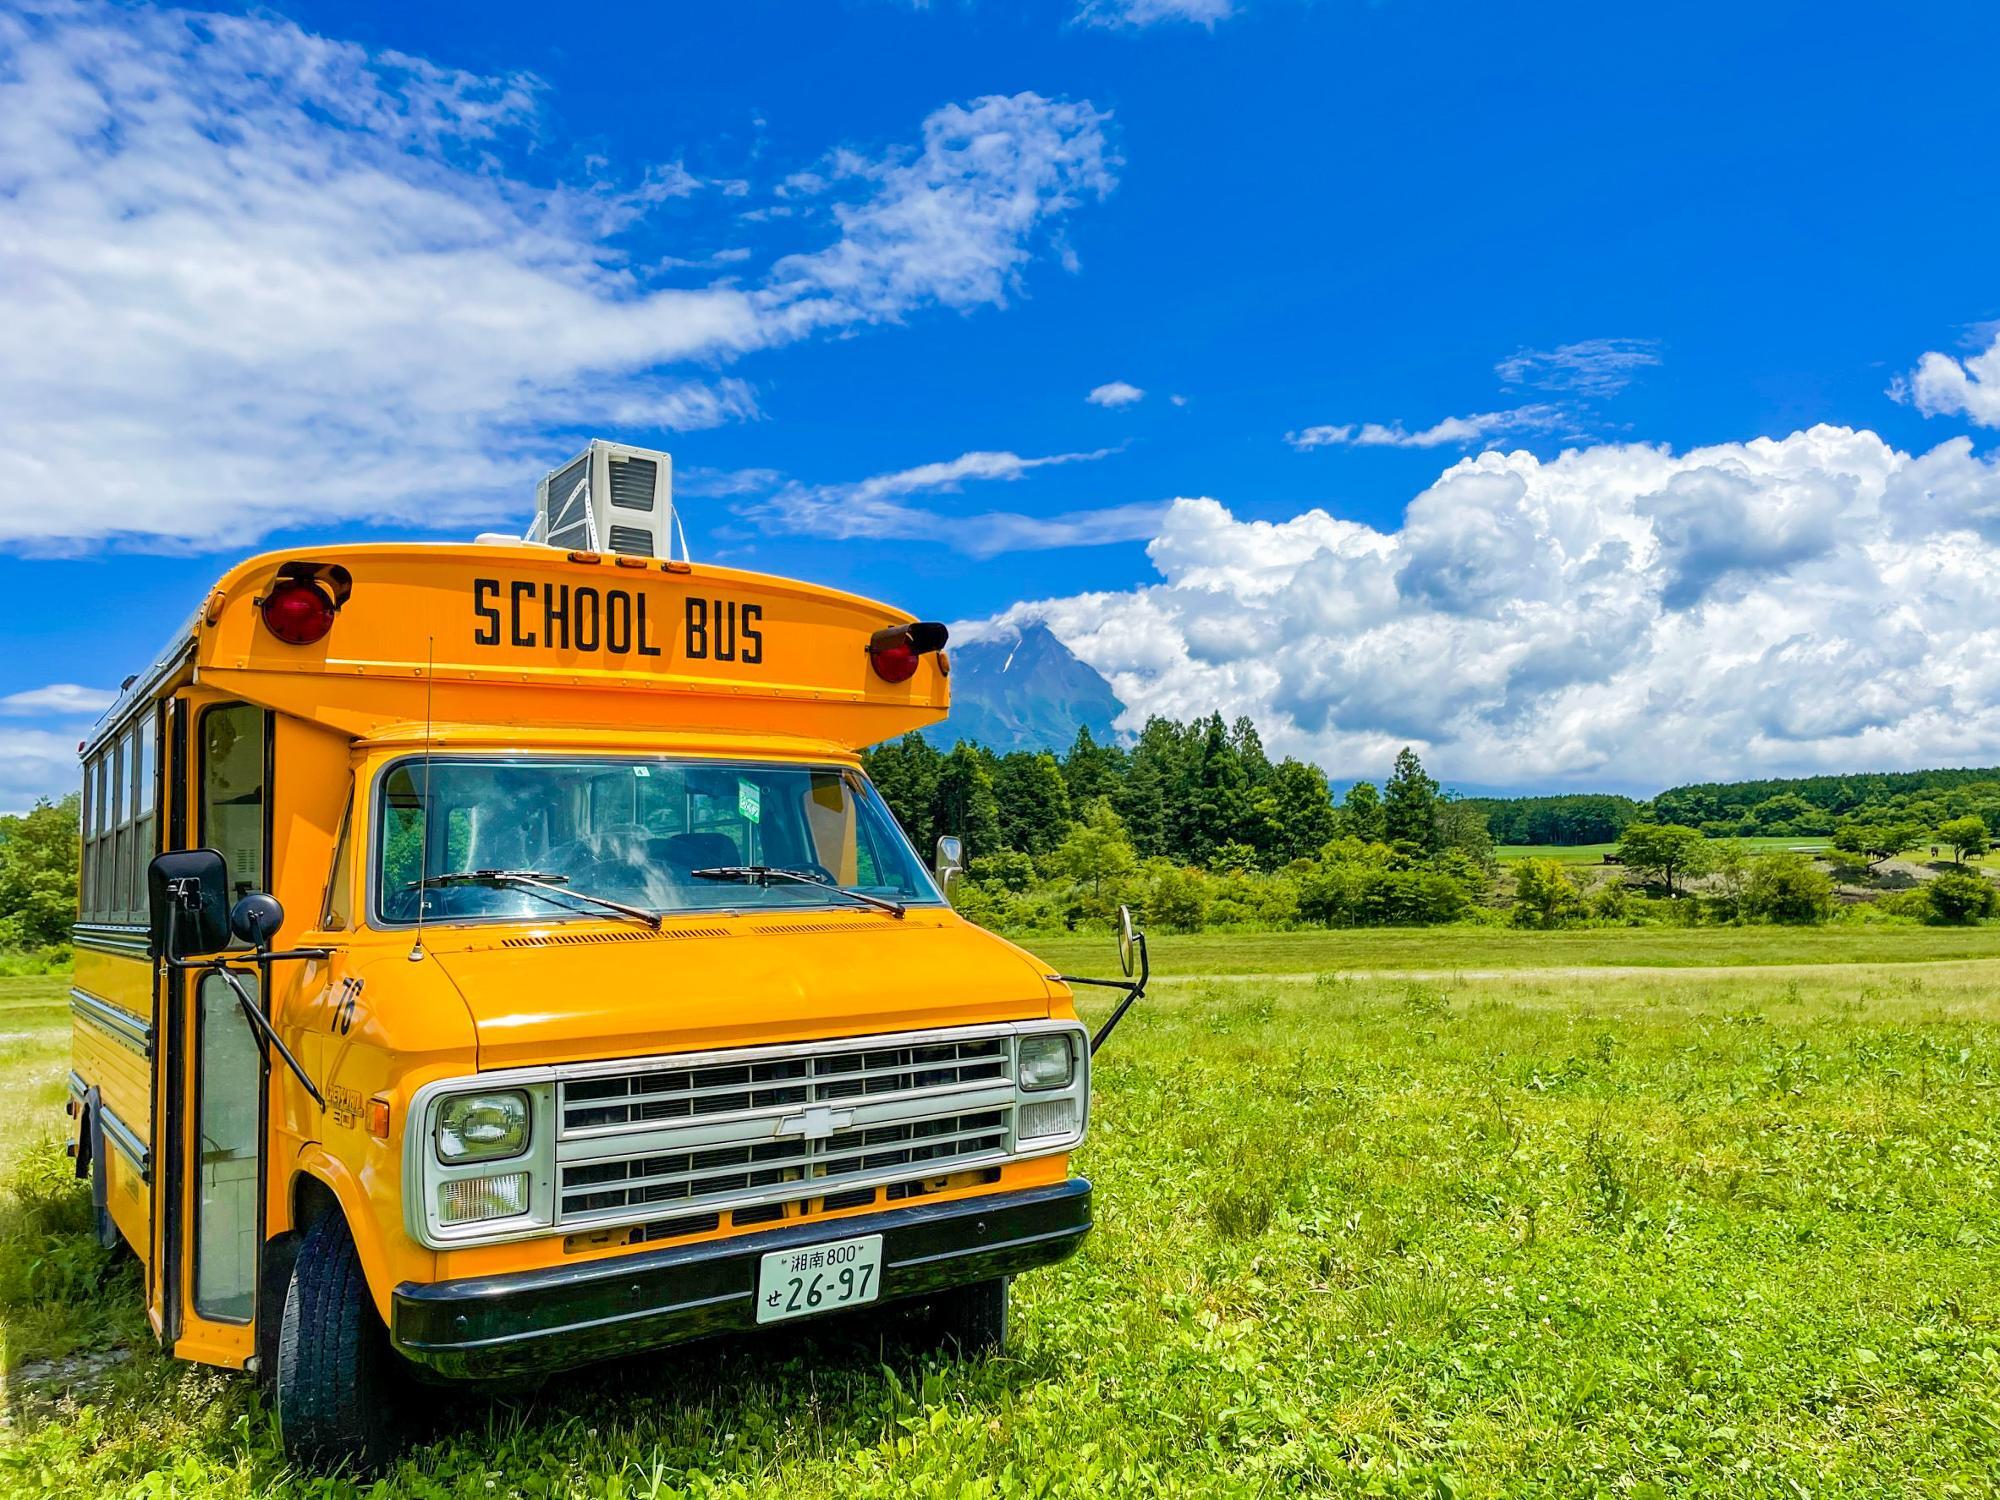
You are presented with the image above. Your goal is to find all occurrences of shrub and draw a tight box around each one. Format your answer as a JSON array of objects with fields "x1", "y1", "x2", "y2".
[
  {"x1": 1741, "y1": 852, "x2": 1835, "y2": 924},
  {"x1": 966, "y1": 848, "x2": 1036, "y2": 893},
  {"x1": 1136, "y1": 860, "x2": 1209, "y2": 932},
  {"x1": 1872, "y1": 888, "x2": 1936, "y2": 924},
  {"x1": 1587, "y1": 878, "x2": 1633, "y2": 923},
  {"x1": 1511, "y1": 858, "x2": 1582, "y2": 928},
  {"x1": 1923, "y1": 870, "x2": 1998, "y2": 925}
]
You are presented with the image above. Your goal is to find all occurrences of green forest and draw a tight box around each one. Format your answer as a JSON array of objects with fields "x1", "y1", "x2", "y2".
[
  {"x1": 1475, "y1": 765, "x2": 2000, "y2": 843},
  {"x1": 6, "y1": 722, "x2": 2000, "y2": 954},
  {"x1": 861, "y1": 718, "x2": 2000, "y2": 935}
]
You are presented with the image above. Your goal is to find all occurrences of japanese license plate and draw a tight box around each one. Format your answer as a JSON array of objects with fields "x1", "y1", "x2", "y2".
[{"x1": 755, "y1": 1233, "x2": 884, "y2": 1324}]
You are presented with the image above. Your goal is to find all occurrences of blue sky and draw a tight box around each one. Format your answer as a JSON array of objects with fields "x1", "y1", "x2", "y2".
[{"x1": 5, "y1": 0, "x2": 2000, "y2": 806}]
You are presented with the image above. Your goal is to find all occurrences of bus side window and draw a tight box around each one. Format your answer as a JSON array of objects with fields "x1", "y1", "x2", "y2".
[{"x1": 200, "y1": 704, "x2": 267, "y2": 907}]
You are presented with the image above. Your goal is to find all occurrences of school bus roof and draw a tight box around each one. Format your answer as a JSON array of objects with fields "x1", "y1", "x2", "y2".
[{"x1": 87, "y1": 543, "x2": 949, "y2": 754}]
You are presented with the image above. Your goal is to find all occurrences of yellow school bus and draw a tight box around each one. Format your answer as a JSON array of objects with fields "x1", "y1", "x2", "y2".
[{"x1": 68, "y1": 499, "x2": 1146, "y2": 1466}]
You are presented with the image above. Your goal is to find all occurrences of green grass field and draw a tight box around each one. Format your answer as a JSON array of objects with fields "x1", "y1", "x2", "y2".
[
  {"x1": 5, "y1": 930, "x2": 1999, "y2": 1496},
  {"x1": 1495, "y1": 836, "x2": 1832, "y2": 864}
]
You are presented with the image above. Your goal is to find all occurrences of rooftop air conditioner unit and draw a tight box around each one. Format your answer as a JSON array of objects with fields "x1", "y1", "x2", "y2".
[{"x1": 528, "y1": 440, "x2": 684, "y2": 561}]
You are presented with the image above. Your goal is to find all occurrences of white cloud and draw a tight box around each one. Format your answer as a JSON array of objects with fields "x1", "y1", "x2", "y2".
[
  {"x1": 766, "y1": 93, "x2": 1113, "y2": 327},
  {"x1": 977, "y1": 425, "x2": 2000, "y2": 790},
  {"x1": 741, "y1": 448, "x2": 1159, "y2": 557},
  {"x1": 1903, "y1": 325, "x2": 2000, "y2": 427},
  {"x1": 1076, "y1": 0, "x2": 1236, "y2": 27},
  {"x1": 1087, "y1": 380, "x2": 1145, "y2": 407},
  {"x1": 0, "y1": 4, "x2": 1113, "y2": 550},
  {"x1": 1496, "y1": 338, "x2": 1661, "y2": 397},
  {"x1": 0, "y1": 728, "x2": 84, "y2": 815},
  {"x1": 1287, "y1": 405, "x2": 1565, "y2": 450},
  {"x1": 0, "y1": 683, "x2": 117, "y2": 716}
]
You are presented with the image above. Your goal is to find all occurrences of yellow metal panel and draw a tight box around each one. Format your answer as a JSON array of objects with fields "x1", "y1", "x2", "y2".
[
  {"x1": 193, "y1": 545, "x2": 947, "y2": 750},
  {"x1": 73, "y1": 947, "x2": 152, "y2": 1014},
  {"x1": 103, "y1": 1146, "x2": 150, "y2": 1262}
]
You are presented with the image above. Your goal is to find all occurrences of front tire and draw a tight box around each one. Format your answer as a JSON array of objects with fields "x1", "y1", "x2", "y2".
[
  {"x1": 275, "y1": 1211, "x2": 412, "y2": 1470},
  {"x1": 927, "y1": 1276, "x2": 1009, "y2": 1356}
]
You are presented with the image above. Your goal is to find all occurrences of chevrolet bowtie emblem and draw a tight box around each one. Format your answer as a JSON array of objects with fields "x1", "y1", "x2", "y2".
[{"x1": 774, "y1": 1104, "x2": 851, "y2": 1141}]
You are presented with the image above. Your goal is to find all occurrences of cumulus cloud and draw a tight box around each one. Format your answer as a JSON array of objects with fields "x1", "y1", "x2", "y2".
[
  {"x1": 740, "y1": 448, "x2": 1162, "y2": 557},
  {"x1": 0, "y1": 4, "x2": 1113, "y2": 551},
  {"x1": 1496, "y1": 338, "x2": 1661, "y2": 397},
  {"x1": 1902, "y1": 325, "x2": 2000, "y2": 427},
  {"x1": 1087, "y1": 381, "x2": 1145, "y2": 407},
  {"x1": 1076, "y1": 0, "x2": 1236, "y2": 27},
  {"x1": 1288, "y1": 406, "x2": 1565, "y2": 450},
  {"x1": 0, "y1": 683, "x2": 117, "y2": 716},
  {"x1": 975, "y1": 425, "x2": 2000, "y2": 790}
]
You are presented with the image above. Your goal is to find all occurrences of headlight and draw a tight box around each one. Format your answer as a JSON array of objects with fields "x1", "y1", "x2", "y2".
[
  {"x1": 436, "y1": 1090, "x2": 531, "y2": 1163},
  {"x1": 1018, "y1": 1033, "x2": 1076, "y2": 1091}
]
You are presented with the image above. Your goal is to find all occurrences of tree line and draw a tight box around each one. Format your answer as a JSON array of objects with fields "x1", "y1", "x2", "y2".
[
  {"x1": 1467, "y1": 767, "x2": 2000, "y2": 846},
  {"x1": 863, "y1": 717, "x2": 1500, "y2": 876},
  {"x1": 863, "y1": 722, "x2": 1498, "y2": 931}
]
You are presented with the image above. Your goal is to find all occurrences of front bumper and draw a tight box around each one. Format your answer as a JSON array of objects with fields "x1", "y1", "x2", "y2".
[{"x1": 391, "y1": 1179, "x2": 1092, "y2": 1379}]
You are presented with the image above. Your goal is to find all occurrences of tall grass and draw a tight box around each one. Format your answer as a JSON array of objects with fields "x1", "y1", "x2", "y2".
[{"x1": 4, "y1": 941, "x2": 1998, "y2": 1495}]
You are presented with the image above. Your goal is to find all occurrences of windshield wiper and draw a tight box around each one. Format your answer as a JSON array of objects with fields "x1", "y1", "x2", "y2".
[
  {"x1": 408, "y1": 869, "x2": 663, "y2": 930},
  {"x1": 690, "y1": 865, "x2": 906, "y2": 919}
]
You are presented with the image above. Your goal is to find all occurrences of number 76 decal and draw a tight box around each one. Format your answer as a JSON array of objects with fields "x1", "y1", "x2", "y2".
[{"x1": 331, "y1": 977, "x2": 363, "y2": 1035}]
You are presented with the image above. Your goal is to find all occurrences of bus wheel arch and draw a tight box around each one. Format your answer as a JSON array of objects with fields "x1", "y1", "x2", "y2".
[{"x1": 283, "y1": 1149, "x2": 399, "y2": 1325}]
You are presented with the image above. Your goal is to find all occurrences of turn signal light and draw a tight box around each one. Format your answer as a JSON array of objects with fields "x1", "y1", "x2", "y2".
[
  {"x1": 867, "y1": 622, "x2": 949, "y2": 684},
  {"x1": 260, "y1": 579, "x2": 336, "y2": 645},
  {"x1": 870, "y1": 639, "x2": 921, "y2": 683}
]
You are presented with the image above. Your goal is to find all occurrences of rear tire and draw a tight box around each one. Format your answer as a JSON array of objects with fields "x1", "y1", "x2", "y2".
[
  {"x1": 85, "y1": 1131, "x2": 118, "y2": 1250},
  {"x1": 275, "y1": 1211, "x2": 411, "y2": 1471},
  {"x1": 927, "y1": 1276, "x2": 1009, "y2": 1356}
]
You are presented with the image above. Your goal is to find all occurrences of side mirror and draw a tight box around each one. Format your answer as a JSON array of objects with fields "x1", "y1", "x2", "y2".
[
  {"x1": 147, "y1": 849, "x2": 231, "y2": 960},
  {"x1": 1117, "y1": 904, "x2": 1138, "y2": 978},
  {"x1": 230, "y1": 892, "x2": 286, "y2": 951},
  {"x1": 934, "y1": 835, "x2": 963, "y2": 897}
]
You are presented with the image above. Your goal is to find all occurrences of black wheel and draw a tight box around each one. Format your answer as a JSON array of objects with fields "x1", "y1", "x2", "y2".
[
  {"x1": 276, "y1": 1212, "x2": 412, "y2": 1470},
  {"x1": 927, "y1": 1276, "x2": 1009, "y2": 1356}
]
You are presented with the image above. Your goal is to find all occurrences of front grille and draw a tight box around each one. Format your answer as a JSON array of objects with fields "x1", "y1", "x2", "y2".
[
  {"x1": 558, "y1": 1108, "x2": 1008, "y2": 1219},
  {"x1": 562, "y1": 1037, "x2": 1008, "y2": 1133},
  {"x1": 549, "y1": 1030, "x2": 1022, "y2": 1231}
]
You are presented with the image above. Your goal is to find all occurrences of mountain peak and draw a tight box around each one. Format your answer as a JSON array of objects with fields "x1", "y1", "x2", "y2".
[{"x1": 931, "y1": 621, "x2": 1123, "y2": 753}]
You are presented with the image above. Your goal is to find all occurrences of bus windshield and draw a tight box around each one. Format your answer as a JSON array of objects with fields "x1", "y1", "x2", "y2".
[{"x1": 372, "y1": 757, "x2": 942, "y2": 925}]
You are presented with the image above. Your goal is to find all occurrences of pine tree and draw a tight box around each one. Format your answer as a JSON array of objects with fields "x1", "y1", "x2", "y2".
[
  {"x1": 1383, "y1": 747, "x2": 1441, "y2": 854},
  {"x1": 1184, "y1": 714, "x2": 1249, "y2": 865},
  {"x1": 1116, "y1": 756, "x2": 1171, "y2": 858},
  {"x1": 1338, "y1": 779, "x2": 1385, "y2": 843},
  {"x1": 1264, "y1": 759, "x2": 1339, "y2": 863},
  {"x1": 931, "y1": 743, "x2": 1003, "y2": 857},
  {"x1": 1229, "y1": 715, "x2": 1272, "y2": 786},
  {"x1": 860, "y1": 734, "x2": 943, "y2": 851},
  {"x1": 993, "y1": 751, "x2": 1073, "y2": 855}
]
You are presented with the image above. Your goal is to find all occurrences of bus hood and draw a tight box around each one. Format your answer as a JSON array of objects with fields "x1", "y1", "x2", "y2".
[{"x1": 425, "y1": 913, "x2": 1059, "y2": 1069}]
